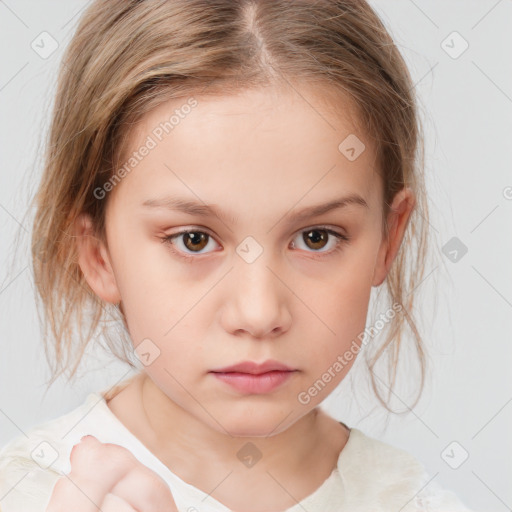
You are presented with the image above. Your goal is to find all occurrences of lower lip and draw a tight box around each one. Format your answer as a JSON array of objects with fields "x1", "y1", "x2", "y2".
[{"x1": 211, "y1": 370, "x2": 296, "y2": 394}]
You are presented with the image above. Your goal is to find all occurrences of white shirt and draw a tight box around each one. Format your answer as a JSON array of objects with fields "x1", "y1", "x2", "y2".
[{"x1": 0, "y1": 383, "x2": 474, "y2": 512}]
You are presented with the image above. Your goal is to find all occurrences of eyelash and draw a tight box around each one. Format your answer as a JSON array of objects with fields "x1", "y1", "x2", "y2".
[{"x1": 160, "y1": 226, "x2": 350, "y2": 263}]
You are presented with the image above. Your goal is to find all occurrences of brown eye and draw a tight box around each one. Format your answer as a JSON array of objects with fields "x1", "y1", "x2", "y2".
[
  {"x1": 303, "y1": 229, "x2": 329, "y2": 250},
  {"x1": 162, "y1": 230, "x2": 219, "y2": 258},
  {"x1": 182, "y1": 232, "x2": 209, "y2": 252},
  {"x1": 291, "y1": 226, "x2": 349, "y2": 256}
]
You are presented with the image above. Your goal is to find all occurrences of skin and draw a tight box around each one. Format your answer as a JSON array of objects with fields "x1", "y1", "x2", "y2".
[
  {"x1": 74, "y1": 83, "x2": 415, "y2": 512},
  {"x1": 46, "y1": 435, "x2": 178, "y2": 511}
]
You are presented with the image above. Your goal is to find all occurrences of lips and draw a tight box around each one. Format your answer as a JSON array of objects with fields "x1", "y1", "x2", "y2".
[
  {"x1": 209, "y1": 360, "x2": 298, "y2": 394},
  {"x1": 210, "y1": 360, "x2": 297, "y2": 394},
  {"x1": 209, "y1": 359, "x2": 295, "y2": 375}
]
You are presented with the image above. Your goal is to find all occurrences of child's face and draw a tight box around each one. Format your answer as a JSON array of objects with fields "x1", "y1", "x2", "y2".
[{"x1": 83, "y1": 85, "x2": 411, "y2": 436}]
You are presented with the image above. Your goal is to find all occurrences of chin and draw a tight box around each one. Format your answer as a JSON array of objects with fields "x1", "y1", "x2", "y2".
[{"x1": 212, "y1": 404, "x2": 303, "y2": 438}]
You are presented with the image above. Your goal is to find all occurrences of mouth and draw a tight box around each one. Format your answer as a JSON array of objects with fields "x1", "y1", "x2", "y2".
[
  {"x1": 209, "y1": 360, "x2": 297, "y2": 394},
  {"x1": 210, "y1": 370, "x2": 296, "y2": 394},
  {"x1": 209, "y1": 359, "x2": 296, "y2": 375}
]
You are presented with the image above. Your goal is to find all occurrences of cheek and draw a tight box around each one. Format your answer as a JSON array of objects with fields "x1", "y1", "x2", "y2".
[
  {"x1": 111, "y1": 252, "x2": 209, "y2": 371},
  {"x1": 308, "y1": 244, "x2": 378, "y2": 359},
  {"x1": 314, "y1": 275, "x2": 372, "y2": 354},
  {"x1": 107, "y1": 229, "x2": 187, "y2": 336},
  {"x1": 298, "y1": 273, "x2": 374, "y2": 403},
  {"x1": 326, "y1": 238, "x2": 378, "y2": 309}
]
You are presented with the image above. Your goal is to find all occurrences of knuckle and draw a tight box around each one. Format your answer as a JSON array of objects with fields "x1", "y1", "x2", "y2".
[
  {"x1": 103, "y1": 443, "x2": 138, "y2": 466},
  {"x1": 49, "y1": 475, "x2": 68, "y2": 497},
  {"x1": 45, "y1": 476, "x2": 75, "y2": 511},
  {"x1": 69, "y1": 439, "x2": 100, "y2": 467},
  {"x1": 129, "y1": 466, "x2": 171, "y2": 504},
  {"x1": 70, "y1": 439, "x2": 135, "y2": 469}
]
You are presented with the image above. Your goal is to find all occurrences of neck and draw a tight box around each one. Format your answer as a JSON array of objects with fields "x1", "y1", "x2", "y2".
[
  {"x1": 140, "y1": 373, "x2": 324, "y2": 476},
  {"x1": 109, "y1": 372, "x2": 348, "y2": 512}
]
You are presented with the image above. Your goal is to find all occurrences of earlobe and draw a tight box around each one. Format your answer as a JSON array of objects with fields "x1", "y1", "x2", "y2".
[
  {"x1": 372, "y1": 188, "x2": 415, "y2": 287},
  {"x1": 75, "y1": 213, "x2": 121, "y2": 304}
]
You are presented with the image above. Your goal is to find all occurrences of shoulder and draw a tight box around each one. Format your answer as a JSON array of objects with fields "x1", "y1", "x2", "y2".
[
  {"x1": 339, "y1": 428, "x2": 474, "y2": 511},
  {"x1": 342, "y1": 427, "x2": 427, "y2": 477},
  {"x1": 0, "y1": 393, "x2": 103, "y2": 512}
]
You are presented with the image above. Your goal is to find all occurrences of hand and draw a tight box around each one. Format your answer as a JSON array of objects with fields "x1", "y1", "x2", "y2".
[{"x1": 45, "y1": 435, "x2": 179, "y2": 512}]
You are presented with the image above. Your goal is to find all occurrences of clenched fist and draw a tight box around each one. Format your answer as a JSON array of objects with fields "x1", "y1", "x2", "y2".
[{"x1": 46, "y1": 435, "x2": 178, "y2": 512}]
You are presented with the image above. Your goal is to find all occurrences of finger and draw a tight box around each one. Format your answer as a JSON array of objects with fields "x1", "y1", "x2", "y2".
[
  {"x1": 46, "y1": 473, "x2": 108, "y2": 512},
  {"x1": 49, "y1": 437, "x2": 136, "y2": 511},
  {"x1": 69, "y1": 437, "x2": 177, "y2": 512},
  {"x1": 110, "y1": 465, "x2": 178, "y2": 512},
  {"x1": 101, "y1": 493, "x2": 138, "y2": 512}
]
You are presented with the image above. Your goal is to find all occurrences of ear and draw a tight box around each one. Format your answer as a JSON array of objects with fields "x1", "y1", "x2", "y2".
[
  {"x1": 74, "y1": 213, "x2": 121, "y2": 304},
  {"x1": 372, "y1": 187, "x2": 416, "y2": 287}
]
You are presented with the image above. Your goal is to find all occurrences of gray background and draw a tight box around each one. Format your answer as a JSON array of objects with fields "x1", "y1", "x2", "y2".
[{"x1": 1, "y1": 1, "x2": 511, "y2": 511}]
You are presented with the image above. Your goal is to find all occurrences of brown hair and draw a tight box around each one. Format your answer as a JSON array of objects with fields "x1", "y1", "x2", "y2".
[{"x1": 26, "y1": 0, "x2": 433, "y2": 411}]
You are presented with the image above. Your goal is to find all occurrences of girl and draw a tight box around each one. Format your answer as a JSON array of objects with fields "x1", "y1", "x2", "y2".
[{"x1": 0, "y1": 0, "x2": 474, "y2": 511}]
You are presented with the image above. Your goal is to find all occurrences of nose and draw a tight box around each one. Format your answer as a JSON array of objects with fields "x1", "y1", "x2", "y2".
[{"x1": 220, "y1": 249, "x2": 292, "y2": 339}]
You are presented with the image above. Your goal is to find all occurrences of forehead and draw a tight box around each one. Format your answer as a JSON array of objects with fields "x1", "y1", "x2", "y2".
[{"x1": 108, "y1": 84, "x2": 382, "y2": 218}]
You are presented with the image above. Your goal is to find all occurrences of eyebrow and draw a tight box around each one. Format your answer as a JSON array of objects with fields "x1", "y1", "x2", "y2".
[{"x1": 141, "y1": 193, "x2": 368, "y2": 224}]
